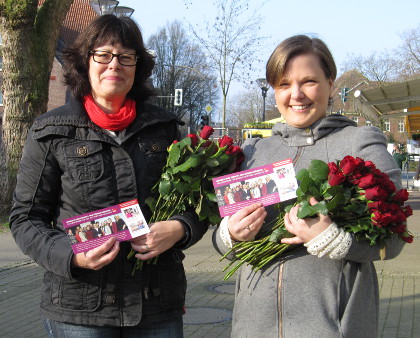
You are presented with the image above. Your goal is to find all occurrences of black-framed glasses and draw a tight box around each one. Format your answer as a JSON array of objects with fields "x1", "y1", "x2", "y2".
[{"x1": 90, "y1": 50, "x2": 138, "y2": 66}]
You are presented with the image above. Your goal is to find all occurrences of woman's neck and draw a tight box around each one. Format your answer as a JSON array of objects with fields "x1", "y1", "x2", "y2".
[{"x1": 92, "y1": 95, "x2": 125, "y2": 114}]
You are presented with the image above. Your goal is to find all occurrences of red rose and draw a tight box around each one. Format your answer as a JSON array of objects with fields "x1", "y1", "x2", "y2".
[
  {"x1": 364, "y1": 186, "x2": 389, "y2": 201},
  {"x1": 364, "y1": 161, "x2": 377, "y2": 171},
  {"x1": 389, "y1": 223, "x2": 406, "y2": 234},
  {"x1": 403, "y1": 205, "x2": 413, "y2": 217},
  {"x1": 391, "y1": 189, "x2": 409, "y2": 204},
  {"x1": 357, "y1": 173, "x2": 376, "y2": 189},
  {"x1": 200, "y1": 126, "x2": 214, "y2": 140},
  {"x1": 400, "y1": 233, "x2": 414, "y2": 243},
  {"x1": 376, "y1": 172, "x2": 396, "y2": 193},
  {"x1": 225, "y1": 145, "x2": 244, "y2": 171},
  {"x1": 371, "y1": 210, "x2": 393, "y2": 227},
  {"x1": 339, "y1": 156, "x2": 365, "y2": 176},
  {"x1": 218, "y1": 135, "x2": 234, "y2": 148},
  {"x1": 187, "y1": 134, "x2": 199, "y2": 146},
  {"x1": 328, "y1": 162, "x2": 345, "y2": 186}
]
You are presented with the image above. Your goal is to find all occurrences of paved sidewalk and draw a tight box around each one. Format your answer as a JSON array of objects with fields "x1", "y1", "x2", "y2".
[{"x1": 1, "y1": 191, "x2": 420, "y2": 337}]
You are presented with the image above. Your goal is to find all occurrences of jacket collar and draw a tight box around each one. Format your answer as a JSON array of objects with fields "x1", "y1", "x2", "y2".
[
  {"x1": 271, "y1": 114, "x2": 357, "y2": 147},
  {"x1": 31, "y1": 95, "x2": 184, "y2": 142}
]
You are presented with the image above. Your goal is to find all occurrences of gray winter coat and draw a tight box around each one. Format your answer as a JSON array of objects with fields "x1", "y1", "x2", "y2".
[{"x1": 213, "y1": 114, "x2": 405, "y2": 338}]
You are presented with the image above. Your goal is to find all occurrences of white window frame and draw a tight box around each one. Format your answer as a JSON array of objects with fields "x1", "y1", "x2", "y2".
[
  {"x1": 383, "y1": 119, "x2": 390, "y2": 132},
  {"x1": 398, "y1": 118, "x2": 405, "y2": 132}
]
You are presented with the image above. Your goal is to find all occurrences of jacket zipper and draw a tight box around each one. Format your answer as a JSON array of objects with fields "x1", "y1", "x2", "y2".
[{"x1": 278, "y1": 146, "x2": 302, "y2": 337}]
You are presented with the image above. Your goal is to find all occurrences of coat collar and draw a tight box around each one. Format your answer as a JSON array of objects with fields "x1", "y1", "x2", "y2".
[
  {"x1": 271, "y1": 114, "x2": 357, "y2": 147},
  {"x1": 31, "y1": 96, "x2": 184, "y2": 142}
]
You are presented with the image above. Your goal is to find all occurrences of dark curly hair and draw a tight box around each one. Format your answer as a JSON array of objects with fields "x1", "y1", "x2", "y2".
[{"x1": 61, "y1": 14, "x2": 155, "y2": 102}]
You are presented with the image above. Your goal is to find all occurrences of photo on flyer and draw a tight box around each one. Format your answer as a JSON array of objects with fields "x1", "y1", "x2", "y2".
[
  {"x1": 63, "y1": 199, "x2": 149, "y2": 254},
  {"x1": 212, "y1": 159, "x2": 298, "y2": 217}
]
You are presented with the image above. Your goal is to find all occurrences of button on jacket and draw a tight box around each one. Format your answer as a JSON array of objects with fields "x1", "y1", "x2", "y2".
[{"x1": 10, "y1": 96, "x2": 208, "y2": 326}]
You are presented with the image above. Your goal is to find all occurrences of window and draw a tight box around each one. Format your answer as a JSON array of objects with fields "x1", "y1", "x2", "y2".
[
  {"x1": 398, "y1": 118, "x2": 405, "y2": 132},
  {"x1": 383, "y1": 119, "x2": 390, "y2": 132}
]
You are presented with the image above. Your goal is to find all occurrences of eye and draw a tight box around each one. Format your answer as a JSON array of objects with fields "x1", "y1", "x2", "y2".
[
  {"x1": 95, "y1": 51, "x2": 111, "y2": 59},
  {"x1": 120, "y1": 54, "x2": 135, "y2": 61},
  {"x1": 277, "y1": 82, "x2": 289, "y2": 89}
]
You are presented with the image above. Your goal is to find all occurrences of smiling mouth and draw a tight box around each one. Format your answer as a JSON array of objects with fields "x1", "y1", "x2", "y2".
[{"x1": 291, "y1": 105, "x2": 310, "y2": 110}]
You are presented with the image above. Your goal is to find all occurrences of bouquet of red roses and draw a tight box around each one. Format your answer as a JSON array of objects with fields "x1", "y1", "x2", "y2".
[
  {"x1": 129, "y1": 126, "x2": 244, "y2": 272},
  {"x1": 221, "y1": 156, "x2": 413, "y2": 280}
]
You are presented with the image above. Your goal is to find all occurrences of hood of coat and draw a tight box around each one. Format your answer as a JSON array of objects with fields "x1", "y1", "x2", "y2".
[{"x1": 271, "y1": 114, "x2": 357, "y2": 147}]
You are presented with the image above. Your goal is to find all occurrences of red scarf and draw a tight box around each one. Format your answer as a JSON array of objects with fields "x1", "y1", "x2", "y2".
[{"x1": 83, "y1": 94, "x2": 136, "y2": 131}]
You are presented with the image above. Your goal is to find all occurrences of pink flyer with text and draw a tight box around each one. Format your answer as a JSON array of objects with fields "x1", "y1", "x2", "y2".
[
  {"x1": 63, "y1": 199, "x2": 149, "y2": 254},
  {"x1": 212, "y1": 159, "x2": 298, "y2": 217}
]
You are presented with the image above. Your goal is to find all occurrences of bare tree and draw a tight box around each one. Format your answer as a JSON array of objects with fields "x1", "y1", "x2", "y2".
[
  {"x1": 190, "y1": 0, "x2": 267, "y2": 131},
  {"x1": 342, "y1": 51, "x2": 400, "y2": 84},
  {"x1": 227, "y1": 88, "x2": 263, "y2": 127},
  {"x1": 0, "y1": 0, "x2": 73, "y2": 213},
  {"x1": 342, "y1": 24, "x2": 420, "y2": 84},
  {"x1": 228, "y1": 87, "x2": 277, "y2": 127},
  {"x1": 397, "y1": 24, "x2": 420, "y2": 80},
  {"x1": 147, "y1": 21, "x2": 218, "y2": 132}
]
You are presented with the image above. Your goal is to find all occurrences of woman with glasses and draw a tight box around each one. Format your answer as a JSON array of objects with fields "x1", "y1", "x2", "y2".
[{"x1": 10, "y1": 14, "x2": 207, "y2": 337}]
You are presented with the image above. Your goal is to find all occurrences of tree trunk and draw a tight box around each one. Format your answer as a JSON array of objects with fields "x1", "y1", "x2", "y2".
[{"x1": 0, "y1": 0, "x2": 73, "y2": 213}]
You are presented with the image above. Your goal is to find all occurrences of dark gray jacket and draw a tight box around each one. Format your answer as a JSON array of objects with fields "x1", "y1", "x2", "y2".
[
  {"x1": 10, "y1": 97, "x2": 208, "y2": 326},
  {"x1": 214, "y1": 115, "x2": 405, "y2": 338}
]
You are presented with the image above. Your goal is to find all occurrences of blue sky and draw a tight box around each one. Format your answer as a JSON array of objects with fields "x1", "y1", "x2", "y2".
[{"x1": 123, "y1": 0, "x2": 419, "y2": 78}]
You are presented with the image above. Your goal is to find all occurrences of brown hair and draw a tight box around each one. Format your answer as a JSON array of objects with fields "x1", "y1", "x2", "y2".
[
  {"x1": 61, "y1": 14, "x2": 155, "y2": 102},
  {"x1": 266, "y1": 35, "x2": 337, "y2": 88}
]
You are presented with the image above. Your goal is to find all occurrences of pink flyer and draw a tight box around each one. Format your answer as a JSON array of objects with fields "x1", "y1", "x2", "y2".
[
  {"x1": 212, "y1": 159, "x2": 298, "y2": 217},
  {"x1": 63, "y1": 199, "x2": 149, "y2": 254}
]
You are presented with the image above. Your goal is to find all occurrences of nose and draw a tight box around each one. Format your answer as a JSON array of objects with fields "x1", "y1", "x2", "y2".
[
  {"x1": 290, "y1": 84, "x2": 304, "y2": 100},
  {"x1": 108, "y1": 55, "x2": 121, "y2": 68}
]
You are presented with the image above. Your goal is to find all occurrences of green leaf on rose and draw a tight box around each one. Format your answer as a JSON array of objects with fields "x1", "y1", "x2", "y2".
[
  {"x1": 295, "y1": 168, "x2": 309, "y2": 181},
  {"x1": 158, "y1": 180, "x2": 172, "y2": 196},
  {"x1": 145, "y1": 196, "x2": 156, "y2": 213},
  {"x1": 206, "y1": 153, "x2": 232, "y2": 168},
  {"x1": 326, "y1": 193, "x2": 345, "y2": 211},
  {"x1": 172, "y1": 154, "x2": 202, "y2": 173},
  {"x1": 190, "y1": 178, "x2": 201, "y2": 191},
  {"x1": 205, "y1": 191, "x2": 217, "y2": 202},
  {"x1": 308, "y1": 159, "x2": 329, "y2": 182},
  {"x1": 312, "y1": 200, "x2": 329, "y2": 215},
  {"x1": 297, "y1": 200, "x2": 317, "y2": 218},
  {"x1": 209, "y1": 213, "x2": 222, "y2": 225},
  {"x1": 174, "y1": 181, "x2": 191, "y2": 194},
  {"x1": 168, "y1": 143, "x2": 181, "y2": 167}
]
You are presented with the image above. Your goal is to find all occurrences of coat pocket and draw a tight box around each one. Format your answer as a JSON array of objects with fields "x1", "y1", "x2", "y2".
[
  {"x1": 63, "y1": 141, "x2": 104, "y2": 182},
  {"x1": 138, "y1": 137, "x2": 170, "y2": 176},
  {"x1": 157, "y1": 250, "x2": 186, "y2": 309},
  {"x1": 47, "y1": 270, "x2": 103, "y2": 312}
]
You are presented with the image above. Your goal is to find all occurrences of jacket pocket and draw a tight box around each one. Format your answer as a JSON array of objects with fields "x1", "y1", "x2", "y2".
[
  {"x1": 138, "y1": 137, "x2": 170, "y2": 176},
  {"x1": 47, "y1": 270, "x2": 103, "y2": 312},
  {"x1": 63, "y1": 141, "x2": 104, "y2": 182},
  {"x1": 157, "y1": 250, "x2": 186, "y2": 309}
]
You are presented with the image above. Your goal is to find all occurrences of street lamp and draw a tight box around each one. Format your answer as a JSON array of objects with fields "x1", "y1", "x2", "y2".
[
  {"x1": 89, "y1": 0, "x2": 134, "y2": 17},
  {"x1": 114, "y1": 6, "x2": 135, "y2": 17},
  {"x1": 256, "y1": 78, "x2": 269, "y2": 122}
]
